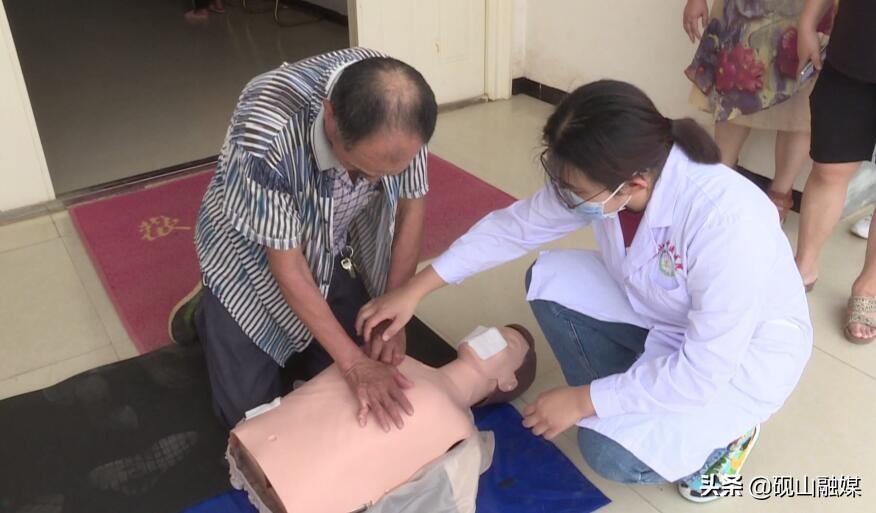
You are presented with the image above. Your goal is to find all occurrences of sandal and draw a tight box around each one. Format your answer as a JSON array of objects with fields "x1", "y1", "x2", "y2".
[
  {"x1": 767, "y1": 190, "x2": 793, "y2": 225},
  {"x1": 845, "y1": 297, "x2": 876, "y2": 345}
]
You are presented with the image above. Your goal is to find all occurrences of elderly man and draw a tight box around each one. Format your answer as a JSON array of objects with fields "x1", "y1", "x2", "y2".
[{"x1": 172, "y1": 48, "x2": 437, "y2": 430}]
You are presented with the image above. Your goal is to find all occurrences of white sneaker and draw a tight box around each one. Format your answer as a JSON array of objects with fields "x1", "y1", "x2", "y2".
[{"x1": 851, "y1": 214, "x2": 872, "y2": 240}]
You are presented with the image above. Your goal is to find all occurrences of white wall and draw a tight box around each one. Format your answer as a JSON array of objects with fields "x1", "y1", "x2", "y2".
[
  {"x1": 525, "y1": 0, "x2": 701, "y2": 118},
  {"x1": 519, "y1": 0, "x2": 803, "y2": 188},
  {"x1": 0, "y1": 2, "x2": 53, "y2": 212},
  {"x1": 511, "y1": 0, "x2": 526, "y2": 77}
]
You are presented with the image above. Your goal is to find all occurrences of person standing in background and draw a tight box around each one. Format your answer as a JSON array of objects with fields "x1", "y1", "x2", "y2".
[
  {"x1": 185, "y1": 0, "x2": 225, "y2": 23},
  {"x1": 683, "y1": 0, "x2": 833, "y2": 224},
  {"x1": 795, "y1": 0, "x2": 876, "y2": 343}
]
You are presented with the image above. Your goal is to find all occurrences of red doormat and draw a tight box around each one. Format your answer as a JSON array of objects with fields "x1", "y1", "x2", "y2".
[{"x1": 70, "y1": 155, "x2": 516, "y2": 354}]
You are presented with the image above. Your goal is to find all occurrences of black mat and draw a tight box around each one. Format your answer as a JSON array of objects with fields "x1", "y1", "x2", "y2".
[{"x1": 0, "y1": 318, "x2": 456, "y2": 513}]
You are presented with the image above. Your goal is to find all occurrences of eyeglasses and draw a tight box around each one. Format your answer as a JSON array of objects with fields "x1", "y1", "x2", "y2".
[
  {"x1": 539, "y1": 150, "x2": 646, "y2": 209},
  {"x1": 540, "y1": 150, "x2": 609, "y2": 209}
]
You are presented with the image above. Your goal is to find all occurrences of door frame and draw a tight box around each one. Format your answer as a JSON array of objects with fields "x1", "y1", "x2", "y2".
[
  {"x1": 0, "y1": 2, "x2": 55, "y2": 211},
  {"x1": 346, "y1": 0, "x2": 513, "y2": 102}
]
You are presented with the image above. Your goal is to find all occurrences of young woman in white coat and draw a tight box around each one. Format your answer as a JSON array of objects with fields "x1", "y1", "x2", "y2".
[{"x1": 356, "y1": 80, "x2": 812, "y2": 502}]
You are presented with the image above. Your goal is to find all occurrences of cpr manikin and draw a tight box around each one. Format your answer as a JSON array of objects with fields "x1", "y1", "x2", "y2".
[{"x1": 227, "y1": 325, "x2": 537, "y2": 513}]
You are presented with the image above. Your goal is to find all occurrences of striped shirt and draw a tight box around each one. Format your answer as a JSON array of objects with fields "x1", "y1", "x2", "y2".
[
  {"x1": 329, "y1": 169, "x2": 381, "y2": 253},
  {"x1": 194, "y1": 48, "x2": 429, "y2": 365}
]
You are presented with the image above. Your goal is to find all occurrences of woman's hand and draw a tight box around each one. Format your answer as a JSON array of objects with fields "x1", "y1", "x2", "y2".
[
  {"x1": 357, "y1": 266, "x2": 448, "y2": 361},
  {"x1": 356, "y1": 285, "x2": 421, "y2": 346},
  {"x1": 796, "y1": 25, "x2": 822, "y2": 75},
  {"x1": 522, "y1": 385, "x2": 595, "y2": 440},
  {"x1": 682, "y1": 0, "x2": 709, "y2": 43}
]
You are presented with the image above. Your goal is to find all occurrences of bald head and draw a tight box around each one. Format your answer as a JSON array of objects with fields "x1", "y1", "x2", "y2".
[{"x1": 329, "y1": 57, "x2": 437, "y2": 149}]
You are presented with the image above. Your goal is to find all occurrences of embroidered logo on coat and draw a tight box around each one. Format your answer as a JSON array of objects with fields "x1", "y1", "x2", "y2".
[{"x1": 656, "y1": 241, "x2": 683, "y2": 277}]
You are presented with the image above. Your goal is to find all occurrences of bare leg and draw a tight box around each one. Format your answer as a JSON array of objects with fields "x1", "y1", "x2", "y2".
[
  {"x1": 714, "y1": 122, "x2": 752, "y2": 168},
  {"x1": 795, "y1": 161, "x2": 861, "y2": 285},
  {"x1": 850, "y1": 212, "x2": 876, "y2": 340},
  {"x1": 184, "y1": 8, "x2": 209, "y2": 21},
  {"x1": 767, "y1": 130, "x2": 811, "y2": 223},
  {"x1": 772, "y1": 130, "x2": 811, "y2": 194},
  {"x1": 185, "y1": 0, "x2": 211, "y2": 21}
]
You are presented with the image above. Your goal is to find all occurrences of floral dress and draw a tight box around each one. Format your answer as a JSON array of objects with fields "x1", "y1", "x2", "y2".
[{"x1": 686, "y1": 0, "x2": 834, "y2": 129}]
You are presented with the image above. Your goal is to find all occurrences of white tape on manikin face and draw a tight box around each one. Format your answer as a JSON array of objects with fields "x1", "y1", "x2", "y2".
[{"x1": 463, "y1": 326, "x2": 508, "y2": 360}]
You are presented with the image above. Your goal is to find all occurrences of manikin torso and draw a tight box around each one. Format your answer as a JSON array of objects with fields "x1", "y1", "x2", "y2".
[{"x1": 231, "y1": 358, "x2": 475, "y2": 513}]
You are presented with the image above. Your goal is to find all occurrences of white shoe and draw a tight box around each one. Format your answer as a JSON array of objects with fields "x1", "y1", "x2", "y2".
[{"x1": 851, "y1": 214, "x2": 872, "y2": 240}]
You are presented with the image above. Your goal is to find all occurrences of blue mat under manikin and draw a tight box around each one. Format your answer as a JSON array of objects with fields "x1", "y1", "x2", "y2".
[
  {"x1": 185, "y1": 490, "x2": 255, "y2": 513},
  {"x1": 473, "y1": 404, "x2": 609, "y2": 513},
  {"x1": 181, "y1": 403, "x2": 609, "y2": 513}
]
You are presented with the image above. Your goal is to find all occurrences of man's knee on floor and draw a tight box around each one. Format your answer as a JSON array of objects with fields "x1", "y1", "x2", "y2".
[{"x1": 577, "y1": 428, "x2": 644, "y2": 485}]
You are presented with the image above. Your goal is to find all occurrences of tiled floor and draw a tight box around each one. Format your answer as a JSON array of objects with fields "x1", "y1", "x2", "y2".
[
  {"x1": 2, "y1": 95, "x2": 874, "y2": 511},
  {"x1": 0, "y1": 211, "x2": 139, "y2": 400}
]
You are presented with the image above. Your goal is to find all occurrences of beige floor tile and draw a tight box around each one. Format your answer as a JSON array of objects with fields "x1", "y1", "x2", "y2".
[
  {"x1": 50, "y1": 209, "x2": 77, "y2": 238},
  {"x1": 60, "y1": 231, "x2": 139, "y2": 361},
  {"x1": 0, "y1": 215, "x2": 59, "y2": 254},
  {"x1": 431, "y1": 96, "x2": 555, "y2": 199},
  {"x1": 0, "y1": 239, "x2": 111, "y2": 379},
  {"x1": 630, "y1": 349, "x2": 875, "y2": 512},
  {"x1": 0, "y1": 345, "x2": 118, "y2": 400}
]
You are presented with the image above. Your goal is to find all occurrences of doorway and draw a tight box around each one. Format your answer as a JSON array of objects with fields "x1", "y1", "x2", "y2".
[{"x1": 3, "y1": 0, "x2": 349, "y2": 194}]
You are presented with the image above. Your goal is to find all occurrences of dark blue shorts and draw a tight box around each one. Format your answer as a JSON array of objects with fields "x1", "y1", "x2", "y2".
[{"x1": 196, "y1": 255, "x2": 369, "y2": 428}]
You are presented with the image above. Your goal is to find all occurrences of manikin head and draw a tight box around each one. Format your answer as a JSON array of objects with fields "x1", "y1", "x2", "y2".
[{"x1": 456, "y1": 324, "x2": 537, "y2": 406}]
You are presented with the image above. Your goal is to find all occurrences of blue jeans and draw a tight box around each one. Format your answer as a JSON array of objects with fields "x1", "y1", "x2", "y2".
[{"x1": 525, "y1": 265, "x2": 725, "y2": 484}]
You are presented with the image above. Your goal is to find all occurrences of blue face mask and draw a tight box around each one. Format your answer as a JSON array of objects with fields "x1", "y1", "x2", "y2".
[{"x1": 566, "y1": 182, "x2": 631, "y2": 222}]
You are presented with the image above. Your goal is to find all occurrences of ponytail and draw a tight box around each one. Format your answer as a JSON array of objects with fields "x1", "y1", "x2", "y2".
[
  {"x1": 543, "y1": 81, "x2": 722, "y2": 190},
  {"x1": 668, "y1": 117, "x2": 721, "y2": 165}
]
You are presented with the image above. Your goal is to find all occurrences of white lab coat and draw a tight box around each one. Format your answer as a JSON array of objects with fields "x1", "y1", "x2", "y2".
[{"x1": 432, "y1": 146, "x2": 813, "y2": 482}]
